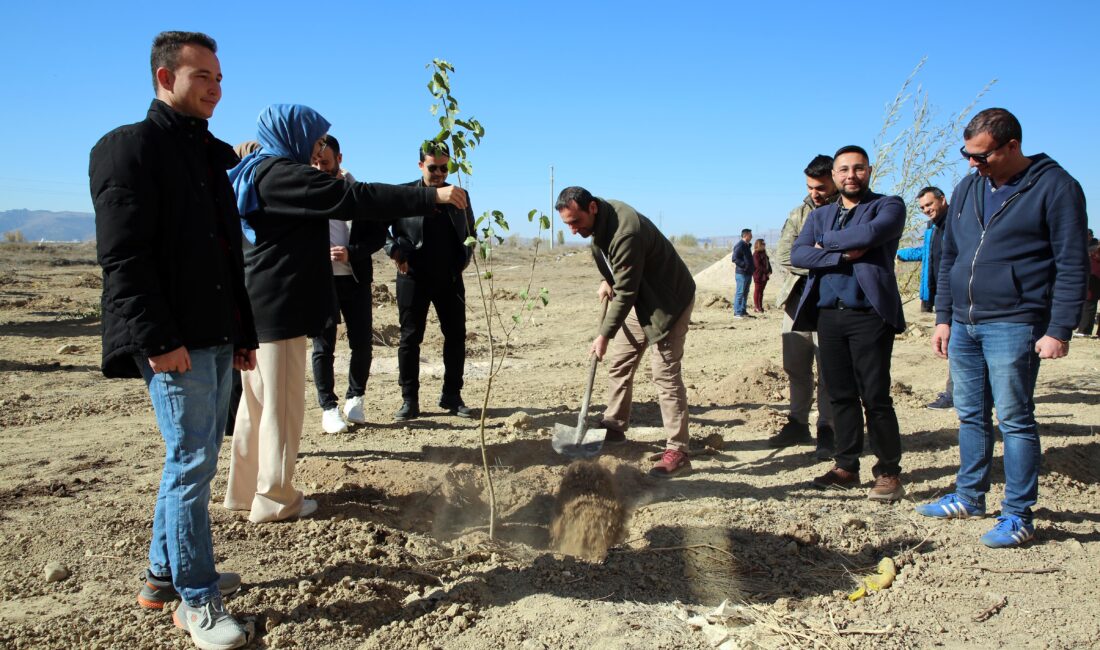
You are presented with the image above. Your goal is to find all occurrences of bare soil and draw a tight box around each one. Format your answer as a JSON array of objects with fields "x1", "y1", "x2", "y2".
[{"x1": 1, "y1": 242, "x2": 1098, "y2": 649}]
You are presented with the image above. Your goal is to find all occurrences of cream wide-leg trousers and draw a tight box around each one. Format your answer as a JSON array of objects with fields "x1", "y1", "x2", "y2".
[{"x1": 224, "y1": 337, "x2": 308, "y2": 523}]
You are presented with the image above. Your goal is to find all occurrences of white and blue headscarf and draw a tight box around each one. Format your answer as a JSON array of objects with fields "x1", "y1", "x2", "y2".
[{"x1": 228, "y1": 104, "x2": 331, "y2": 243}]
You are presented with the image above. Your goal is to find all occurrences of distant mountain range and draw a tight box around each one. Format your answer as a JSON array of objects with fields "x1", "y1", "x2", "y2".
[
  {"x1": 0, "y1": 209, "x2": 95, "y2": 242},
  {"x1": 0, "y1": 208, "x2": 777, "y2": 247}
]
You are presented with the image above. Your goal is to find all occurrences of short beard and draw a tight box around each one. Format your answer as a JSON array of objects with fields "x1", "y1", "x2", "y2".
[{"x1": 840, "y1": 186, "x2": 866, "y2": 200}]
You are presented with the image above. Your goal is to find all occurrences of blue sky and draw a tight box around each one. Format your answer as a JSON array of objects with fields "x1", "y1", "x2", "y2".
[{"x1": 1, "y1": 1, "x2": 1096, "y2": 241}]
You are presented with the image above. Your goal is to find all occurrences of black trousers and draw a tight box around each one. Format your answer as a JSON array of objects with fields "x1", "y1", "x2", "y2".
[
  {"x1": 817, "y1": 308, "x2": 902, "y2": 477},
  {"x1": 1077, "y1": 299, "x2": 1098, "y2": 335},
  {"x1": 310, "y1": 275, "x2": 372, "y2": 410},
  {"x1": 225, "y1": 369, "x2": 242, "y2": 436},
  {"x1": 396, "y1": 271, "x2": 466, "y2": 401}
]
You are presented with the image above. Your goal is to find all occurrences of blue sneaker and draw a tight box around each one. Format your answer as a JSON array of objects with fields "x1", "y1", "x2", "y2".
[
  {"x1": 915, "y1": 493, "x2": 985, "y2": 519},
  {"x1": 980, "y1": 515, "x2": 1035, "y2": 549}
]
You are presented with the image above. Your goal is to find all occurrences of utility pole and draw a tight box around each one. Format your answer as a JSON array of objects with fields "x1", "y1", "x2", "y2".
[{"x1": 549, "y1": 165, "x2": 555, "y2": 248}]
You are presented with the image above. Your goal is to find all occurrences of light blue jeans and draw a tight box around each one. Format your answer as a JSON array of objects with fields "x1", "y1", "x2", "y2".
[
  {"x1": 733, "y1": 272, "x2": 752, "y2": 316},
  {"x1": 138, "y1": 344, "x2": 232, "y2": 606},
  {"x1": 948, "y1": 321, "x2": 1042, "y2": 523}
]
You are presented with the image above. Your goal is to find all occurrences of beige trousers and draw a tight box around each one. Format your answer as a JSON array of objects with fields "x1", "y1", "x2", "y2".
[
  {"x1": 781, "y1": 301, "x2": 833, "y2": 428},
  {"x1": 224, "y1": 337, "x2": 307, "y2": 523},
  {"x1": 603, "y1": 299, "x2": 694, "y2": 451}
]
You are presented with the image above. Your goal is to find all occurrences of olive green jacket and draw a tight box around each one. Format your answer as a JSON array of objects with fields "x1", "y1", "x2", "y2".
[
  {"x1": 775, "y1": 194, "x2": 837, "y2": 308},
  {"x1": 590, "y1": 198, "x2": 695, "y2": 342}
]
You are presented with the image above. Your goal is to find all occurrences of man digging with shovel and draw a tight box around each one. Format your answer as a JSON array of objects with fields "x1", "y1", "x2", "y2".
[{"x1": 556, "y1": 187, "x2": 697, "y2": 478}]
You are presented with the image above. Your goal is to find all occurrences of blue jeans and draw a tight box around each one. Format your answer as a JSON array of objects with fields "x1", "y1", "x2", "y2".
[
  {"x1": 949, "y1": 321, "x2": 1042, "y2": 522},
  {"x1": 138, "y1": 345, "x2": 233, "y2": 606},
  {"x1": 733, "y1": 272, "x2": 752, "y2": 316}
]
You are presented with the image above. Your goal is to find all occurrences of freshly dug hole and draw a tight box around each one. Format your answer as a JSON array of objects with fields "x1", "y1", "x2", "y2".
[{"x1": 549, "y1": 460, "x2": 627, "y2": 562}]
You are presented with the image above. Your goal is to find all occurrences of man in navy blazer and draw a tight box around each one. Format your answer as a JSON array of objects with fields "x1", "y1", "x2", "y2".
[{"x1": 791, "y1": 145, "x2": 906, "y2": 502}]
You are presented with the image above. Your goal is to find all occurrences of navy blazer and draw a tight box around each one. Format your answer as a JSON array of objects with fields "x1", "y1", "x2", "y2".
[{"x1": 790, "y1": 191, "x2": 907, "y2": 333}]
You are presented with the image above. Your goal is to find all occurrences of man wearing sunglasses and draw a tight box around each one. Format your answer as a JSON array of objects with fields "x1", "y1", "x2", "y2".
[
  {"x1": 385, "y1": 143, "x2": 477, "y2": 421},
  {"x1": 917, "y1": 108, "x2": 1088, "y2": 548}
]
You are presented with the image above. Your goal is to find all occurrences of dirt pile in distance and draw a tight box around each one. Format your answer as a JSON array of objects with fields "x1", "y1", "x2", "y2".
[
  {"x1": 697, "y1": 358, "x2": 787, "y2": 405},
  {"x1": 549, "y1": 460, "x2": 627, "y2": 562}
]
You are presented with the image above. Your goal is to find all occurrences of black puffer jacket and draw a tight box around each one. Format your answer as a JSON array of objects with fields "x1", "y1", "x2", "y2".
[{"x1": 90, "y1": 100, "x2": 257, "y2": 378}]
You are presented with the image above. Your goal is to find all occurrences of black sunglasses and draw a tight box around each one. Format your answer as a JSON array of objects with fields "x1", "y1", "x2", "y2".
[
  {"x1": 960, "y1": 141, "x2": 1008, "y2": 165},
  {"x1": 426, "y1": 164, "x2": 449, "y2": 173}
]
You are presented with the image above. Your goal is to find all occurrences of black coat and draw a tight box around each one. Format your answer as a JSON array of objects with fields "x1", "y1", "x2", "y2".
[
  {"x1": 243, "y1": 158, "x2": 437, "y2": 342},
  {"x1": 384, "y1": 179, "x2": 476, "y2": 276},
  {"x1": 347, "y1": 219, "x2": 387, "y2": 284},
  {"x1": 90, "y1": 100, "x2": 257, "y2": 378}
]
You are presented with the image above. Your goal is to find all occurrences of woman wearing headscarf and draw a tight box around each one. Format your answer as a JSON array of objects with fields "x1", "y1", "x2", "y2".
[{"x1": 224, "y1": 104, "x2": 467, "y2": 523}]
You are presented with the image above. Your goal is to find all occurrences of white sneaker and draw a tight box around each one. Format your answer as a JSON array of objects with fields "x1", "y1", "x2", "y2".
[
  {"x1": 343, "y1": 395, "x2": 366, "y2": 424},
  {"x1": 173, "y1": 593, "x2": 252, "y2": 650},
  {"x1": 321, "y1": 408, "x2": 347, "y2": 434},
  {"x1": 298, "y1": 499, "x2": 318, "y2": 518}
]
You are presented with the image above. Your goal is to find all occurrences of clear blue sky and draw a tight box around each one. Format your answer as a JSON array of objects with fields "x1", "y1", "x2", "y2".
[{"x1": 1, "y1": 0, "x2": 1096, "y2": 241}]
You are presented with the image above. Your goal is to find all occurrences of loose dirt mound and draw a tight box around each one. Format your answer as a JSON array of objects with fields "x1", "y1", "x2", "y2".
[
  {"x1": 697, "y1": 358, "x2": 787, "y2": 405},
  {"x1": 549, "y1": 461, "x2": 627, "y2": 562},
  {"x1": 692, "y1": 255, "x2": 735, "y2": 294}
]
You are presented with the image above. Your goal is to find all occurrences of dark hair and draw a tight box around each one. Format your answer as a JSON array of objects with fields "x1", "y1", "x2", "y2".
[
  {"x1": 150, "y1": 31, "x2": 217, "y2": 92},
  {"x1": 916, "y1": 186, "x2": 945, "y2": 200},
  {"x1": 555, "y1": 186, "x2": 595, "y2": 211},
  {"x1": 964, "y1": 108, "x2": 1022, "y2": 145},
  {"x1": 804, "y1": 154, "x2": 834, "y2": 178},
  {"x1": 320, "y1": 134, "x2": 341, "y2": 157},
  {"x1": 833, "y1": 145, "x2": 869, "y2": 163},
  {"x1": 741, "y1": 228, "x2": 752, "y2": 237},
  {"x1": 419, "y1": 141, "x2": 451, "y2": 162}
]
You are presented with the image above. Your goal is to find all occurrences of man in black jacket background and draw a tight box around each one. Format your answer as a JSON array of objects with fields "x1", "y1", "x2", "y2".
[
  {"x1": 308, "y1": 135, "x2": 386, "y2": 433},
  {"x1": 90, "y1": 31, "x2": 255, "y2": 650},
  {"x1": 732, "y1": 228, "x2": 755, "y2": 318},
  {"x1": 385, "y1": 144, "x2": 477, "y2": 421}
]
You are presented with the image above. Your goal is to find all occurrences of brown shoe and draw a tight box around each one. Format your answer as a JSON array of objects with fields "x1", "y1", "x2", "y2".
[
  {"x1": 811, "y1": 466, "x2": 860, "y2": 490},
  {"x1": 868, "y1": 475, "x2": 905, "y2": 502}
]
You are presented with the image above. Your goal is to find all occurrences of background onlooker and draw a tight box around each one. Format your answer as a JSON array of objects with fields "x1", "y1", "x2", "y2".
[
  {"x1": 1076, "y1": 244, "x2": 1100, "y2": 337},
  {"x1": 751, "y1": 238, "x2": 772, "y2": 313},
  {"x1": 731, "y1": 228, "x2": 754, "y2": 318}
]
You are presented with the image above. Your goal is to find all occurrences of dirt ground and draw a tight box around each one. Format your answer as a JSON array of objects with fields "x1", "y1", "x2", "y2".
[{"x1": 1, "y1": 241, "x2": 1098, "y2": 649}]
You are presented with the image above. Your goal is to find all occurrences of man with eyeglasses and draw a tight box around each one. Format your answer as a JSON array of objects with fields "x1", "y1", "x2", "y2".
[
  {"x1": 385, "y1": 143, "x2": 477, "y2": 421},
  {"x1": 916, "y1": 108, "x2": 1088, "y2": 548},
  {"x1": 768, "y1": 154, "x2": 836, "y2": 459},
  {"x1": 790, "y1": 145, "x2": 907, "y2": 502}
]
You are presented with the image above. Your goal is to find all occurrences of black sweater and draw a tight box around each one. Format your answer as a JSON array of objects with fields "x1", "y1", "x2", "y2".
[{"x1": 244, "y1": 158, "x2": 436, "y2": 342}]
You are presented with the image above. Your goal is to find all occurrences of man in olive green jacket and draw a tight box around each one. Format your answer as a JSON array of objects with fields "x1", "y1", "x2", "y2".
[
  {"x1": 769, "y1": 155, "x2": 837, "y2": 458},
  {"x1": 556, "y1": 186, "x2": 696, "y2": 478}
]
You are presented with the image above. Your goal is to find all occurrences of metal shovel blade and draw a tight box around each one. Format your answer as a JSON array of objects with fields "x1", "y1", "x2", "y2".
[
  {"x1": 551, "y1": 422, "x2": 607, "y2": 459},
  {"x1": 552, "y1": 325, "x2": 607, "y2": 459}
]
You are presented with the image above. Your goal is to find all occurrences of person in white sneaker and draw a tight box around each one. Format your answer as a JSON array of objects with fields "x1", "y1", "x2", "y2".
[{"x1": 308, "y1": 135, "x2": 386, "y2": 433}]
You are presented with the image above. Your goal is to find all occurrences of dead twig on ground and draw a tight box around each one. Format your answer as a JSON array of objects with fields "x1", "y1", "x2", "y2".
[
  {"x1": 974, "y1": 566, "x2": 1060, "y2": 575},
  {"x1": 614, "y1": 543, "x2": 738, "y2": 561},
  {"x1": 973, "y1": 596, "x2": 1008, "y2": 622},
  {"x1": 415, "y1": 483, "x2": 443, "y2": 508}
]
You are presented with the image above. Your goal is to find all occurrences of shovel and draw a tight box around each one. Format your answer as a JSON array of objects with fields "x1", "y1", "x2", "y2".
[{"x1": 552, "y1": 301, "x2": 609, "y2": 459}]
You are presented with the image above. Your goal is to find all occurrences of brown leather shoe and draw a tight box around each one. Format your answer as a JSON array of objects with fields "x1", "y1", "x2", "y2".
[
  {"x1": 812, "y1": 466, "x2": 860, "y2": 490},
  {"x1": 868, "y1": 474, "x2": 905, "y2": 501}
]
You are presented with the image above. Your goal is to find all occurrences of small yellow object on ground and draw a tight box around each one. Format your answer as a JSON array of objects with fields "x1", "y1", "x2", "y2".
[{"x1": 848, "y1": 557, "x2": 897, "y2": 601}]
